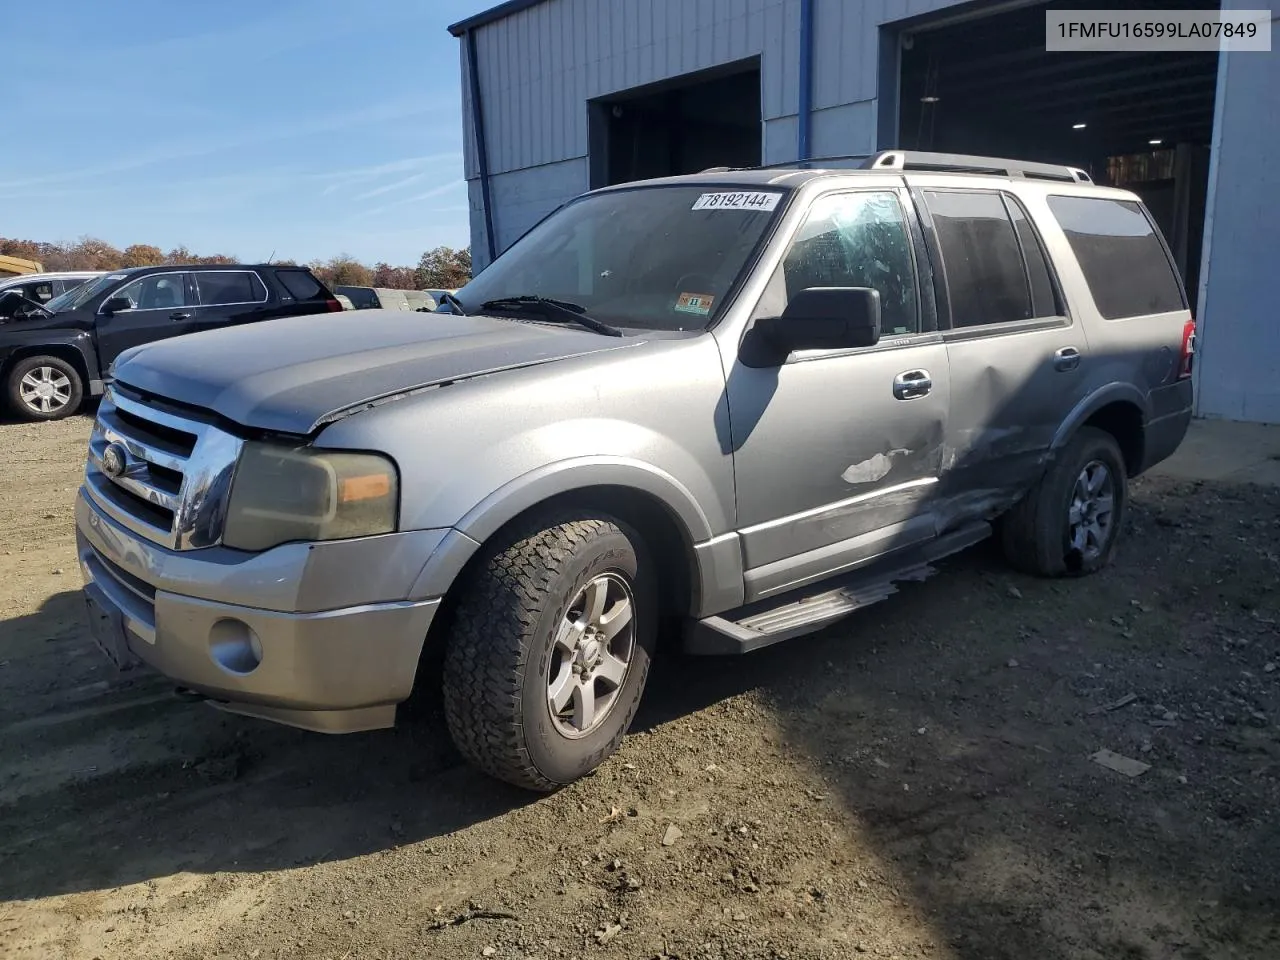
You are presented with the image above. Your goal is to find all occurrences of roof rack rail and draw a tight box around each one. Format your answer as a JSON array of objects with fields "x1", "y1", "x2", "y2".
[{"x1": 862, "y1": 150, "x2": 1092, "y2": 184}]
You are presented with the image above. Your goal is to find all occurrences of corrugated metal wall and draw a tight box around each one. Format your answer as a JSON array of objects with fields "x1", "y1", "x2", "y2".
[
  {"x1": 1193, "y1": 7, "x2": 1280, "y2": 424},
  {"x1": 460, "y1": 0, "x2": 960, "y2": 267},
  {"x1": 456, "y1": 0, "x2": 1278, "y2": 425}
]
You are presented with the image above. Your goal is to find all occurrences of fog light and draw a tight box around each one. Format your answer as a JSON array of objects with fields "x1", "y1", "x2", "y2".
[{"x1": 209, "y1": 619, "x2": 263, "y2": 675}]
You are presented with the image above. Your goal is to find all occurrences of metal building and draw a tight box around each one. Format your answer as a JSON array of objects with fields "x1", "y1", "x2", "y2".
[{"x1": 448, "y1": 0, "x2": 1279, "y2": 424}]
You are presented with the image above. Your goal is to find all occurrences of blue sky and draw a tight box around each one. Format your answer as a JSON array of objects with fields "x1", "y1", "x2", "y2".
[{"x1": 3, "y1": 0, "x2": 489, "y2": 266}]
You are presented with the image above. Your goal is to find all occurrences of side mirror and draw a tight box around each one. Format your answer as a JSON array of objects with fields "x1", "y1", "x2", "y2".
[
  {"x1": 749, "y1": 287, "x2": 881, "y2": 363},
  {"x1": 101, "y1": 296, "x2": 135, "y2": 316}
]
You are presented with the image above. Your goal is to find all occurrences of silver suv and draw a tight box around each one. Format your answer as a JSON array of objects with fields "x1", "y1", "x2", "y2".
[{"x1": 75, "y1": 152, "x2": 1195, "y2": 790}]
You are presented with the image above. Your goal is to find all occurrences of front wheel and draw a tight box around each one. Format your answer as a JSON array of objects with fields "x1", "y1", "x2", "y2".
[
  {"x1": 5, "y1": 355, "x2": 84, "y2": 421},
  {"x1": 441, "y1": 511, "x2": 656, "y2": 791},
  {"x1": 1000, "y1": 426, "x2": 1128, "y2": 577}
]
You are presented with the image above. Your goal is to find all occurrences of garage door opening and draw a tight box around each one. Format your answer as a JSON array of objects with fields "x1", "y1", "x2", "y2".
[
  {"x1": 896, "y1": 0, "x2": 1219, "y2": 299},
  {"x1": 589, "y1": 59, "x2": 762, "y2": 189}
]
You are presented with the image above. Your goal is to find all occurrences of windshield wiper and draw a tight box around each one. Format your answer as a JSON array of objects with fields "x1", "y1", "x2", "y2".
[
  {"x1": 438, "y1": 292, "x2": 467, "y2": 316},
  {"x1": 480, "y1": 295, "x2": 623, "y2": 337}
]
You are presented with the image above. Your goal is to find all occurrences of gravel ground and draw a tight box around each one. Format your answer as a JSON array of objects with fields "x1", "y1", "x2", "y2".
[{"x1": 1, "y1": 412, "x2": 1278, "y2": 960}]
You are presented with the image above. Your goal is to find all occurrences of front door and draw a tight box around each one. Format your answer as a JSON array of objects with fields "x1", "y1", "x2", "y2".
[
  {"x1": 94, "y1": 271, "x2": 198, "y2": 366},
  {"x1": 727, "y1": 187, "x2": 950, "y2": 602}
]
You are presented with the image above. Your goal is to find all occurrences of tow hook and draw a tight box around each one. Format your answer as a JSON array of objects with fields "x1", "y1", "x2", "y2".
[{"x1": 174, "y1": 686, "x2": 209, "y2": 703}]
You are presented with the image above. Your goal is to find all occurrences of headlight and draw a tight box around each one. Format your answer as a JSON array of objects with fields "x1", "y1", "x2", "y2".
[{"x1": 222, "y1": 442, "x2": 399, "y2": 552}]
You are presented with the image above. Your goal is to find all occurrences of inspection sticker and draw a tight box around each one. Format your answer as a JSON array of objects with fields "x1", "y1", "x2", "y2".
[
  {"x1": 692, "y1": 191, "x2": 781, "y2": 212},
  {"x1": 674, "y1": 292, "x2": 715, "y2": 316}
]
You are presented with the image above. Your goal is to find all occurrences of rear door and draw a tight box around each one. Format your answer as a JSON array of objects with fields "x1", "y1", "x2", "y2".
[
  {"x1": 191, "y1": 269, "x2": 271, "y2": 333},
  {"x1": 94, "y1": 271, "x2": 200, "y2": 366},
  {"x1": 912, "y1": 181, "x2": 1087, "y2": 514}
]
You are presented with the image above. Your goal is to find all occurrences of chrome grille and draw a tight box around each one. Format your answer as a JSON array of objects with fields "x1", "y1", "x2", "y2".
[{"x1": 84, "y1": 386, "x2": 243, "y2": 550}]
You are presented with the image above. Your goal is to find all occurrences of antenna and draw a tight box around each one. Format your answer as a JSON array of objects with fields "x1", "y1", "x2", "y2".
[{"x1": 266, "y1": 249, "x2": 276, "y2": 265}]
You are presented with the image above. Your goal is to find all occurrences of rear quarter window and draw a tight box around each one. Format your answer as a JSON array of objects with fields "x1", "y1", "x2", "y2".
[
  {"x1": 275, "y1": 269, "x2": 326, "y2": 300},
  {"x1": 1046, "y1": 195, "x2": 1186, "y2": 319}
]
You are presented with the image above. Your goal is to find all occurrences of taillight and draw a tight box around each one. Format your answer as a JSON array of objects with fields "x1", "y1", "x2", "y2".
[
  {"x1": 324, "y1": 298, "x2": 343, "y2": 312},
  {"x1": 1178, "y1": 318, "x2": 1196, "y2": 379}
]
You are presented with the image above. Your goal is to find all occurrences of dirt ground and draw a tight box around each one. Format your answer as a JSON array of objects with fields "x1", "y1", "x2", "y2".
[{"x1": 1, "y1": 411, "x2": 1278, "y2": 960}]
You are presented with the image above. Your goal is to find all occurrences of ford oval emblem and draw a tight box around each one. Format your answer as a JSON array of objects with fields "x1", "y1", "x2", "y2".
[{"x1": 101, "y1": 442, "x2": 128, "y2": 479}]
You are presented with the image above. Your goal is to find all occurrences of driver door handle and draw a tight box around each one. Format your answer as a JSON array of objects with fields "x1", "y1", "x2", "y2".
[
  {"x1": 1054, "y1": 346, "x2": 1082, "y2": 372},
  {"x1": 169, "y1": 311, "x2": 191, "y2": 321},
  {"x1": 893, "y1": 369, "x2": 932, "y2": 401}
]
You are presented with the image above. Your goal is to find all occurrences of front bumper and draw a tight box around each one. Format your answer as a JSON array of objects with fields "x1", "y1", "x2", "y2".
[{"x1": 75, "y1": 490, "x2": 442, "y2": 733}]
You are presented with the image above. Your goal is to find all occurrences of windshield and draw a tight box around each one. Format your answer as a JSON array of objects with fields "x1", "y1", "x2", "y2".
[
  {"x1": 457, "y1": 185, "x2": 788, "y2": 331},
  {"x1": 43, "y1": 273, "x2": 126, "y2": 314}
]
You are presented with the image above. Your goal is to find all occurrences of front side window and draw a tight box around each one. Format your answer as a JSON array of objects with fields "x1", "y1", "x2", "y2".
[
  {"x1": 1046, "y1": 195, "x2": 1185, "y2": 319},
  {"x1": 780, "y1": 190, "x2": 920, "y2": 335},
  {"x1": 111, "y1": 273, "x2": 189, "y2": 311},
  {"x1": 195, "y1": 271, "x2": 265, "y2": 306},
  {"x1": 925, "y1": 190, "x2": 1036, "y2": 328},
  {"x1": 458, "y1": 185, "x2": 787, "y2": 331}
]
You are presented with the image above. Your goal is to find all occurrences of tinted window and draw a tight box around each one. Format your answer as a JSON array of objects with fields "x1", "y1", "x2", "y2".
[
  {"x1": 925, "y1": 190, "x2": 1032, "y2": 328},
  {"x1": 111, "y1": 273, "x2": 189, "y2": 310},
  {"x1": 196, "y1": 271, "x2": 265, "y2": 305},
  {"x1": 276, "y1": 270, "x2": 325, "y2": 300},
  {"x1": 1046, "y1": 195, "x2": 1185, "y2": 319},
  {"x1": 782, "y1": 191, "x2": 919, "y2": 335},
  {"x1": 1005, "y1": 197, "x2": 1059, "y2": 317}
]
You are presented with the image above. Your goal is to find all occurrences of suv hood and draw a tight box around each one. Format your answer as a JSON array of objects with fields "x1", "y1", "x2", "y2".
[{"x1": 112, "y1": 309, "x2": 640, "y2": 434}]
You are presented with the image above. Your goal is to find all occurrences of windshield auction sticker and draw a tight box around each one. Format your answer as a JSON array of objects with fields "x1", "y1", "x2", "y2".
[
  {"x1": 675, "y1": 292, "x2": 715, "y2": 316},
  {"x1": 692, "y1": 192, "x2": 781, "y2": 212}
]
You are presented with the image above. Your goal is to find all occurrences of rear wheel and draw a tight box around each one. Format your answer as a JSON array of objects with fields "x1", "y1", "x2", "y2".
[
  {"x1": 1000, "y1": 427, "x2": 1128, "y2": 577},
  {"x1": 5, "y1": 356, "x2": 84, "y2": 421},
  {"x1": 441, "y1": 510, "x2": 656, "y2": 791}
]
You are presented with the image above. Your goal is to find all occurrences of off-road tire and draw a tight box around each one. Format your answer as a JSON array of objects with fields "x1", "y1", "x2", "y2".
[
  {"x1": 1000, "y1": 426, "x2": 1128, "y2": 577},
  {"x1": 441, "y1": 510, "x2": 656, "y2": 791},
  {"x1": 5, "y1": 355, "x2": 84, "y2": 422}
]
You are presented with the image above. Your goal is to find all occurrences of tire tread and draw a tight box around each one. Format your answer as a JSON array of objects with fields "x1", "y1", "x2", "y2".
[{"x1": 442, "y1": 513, "x2": 629, "y2": 791}]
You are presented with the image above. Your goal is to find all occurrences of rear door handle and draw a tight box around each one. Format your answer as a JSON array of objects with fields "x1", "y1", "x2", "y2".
[
  {"x1": 893, "y1": 369, "x2": 932, "y2": 401},
  {"x1": 168, "y1": 311, "x2": 192, "y2": 321},
  {"x1": 1054, "y1": 346, "x2": 1082, "y2": 372}
]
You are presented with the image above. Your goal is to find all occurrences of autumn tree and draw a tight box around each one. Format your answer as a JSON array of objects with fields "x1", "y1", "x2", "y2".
[
  {"x1": 121, "y1": 244, "x2": 165, "y2": 267},
  {"x1": 371, "y1": 262, "x2": 417, "y2": 289},
  {"x1": 414, "y1": 246, "x2": 472, "y2": 289},
  {"x1": 309, "y1": 254, "x2": 373, "y2": 288},
  {"x1": 66, "y1": 237, "x2": 124, "y2": 270}
]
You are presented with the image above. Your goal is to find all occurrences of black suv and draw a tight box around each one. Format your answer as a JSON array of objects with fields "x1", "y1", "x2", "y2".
[{"x1": 0, "y1": 264, "x2": 341, "y2": 421}]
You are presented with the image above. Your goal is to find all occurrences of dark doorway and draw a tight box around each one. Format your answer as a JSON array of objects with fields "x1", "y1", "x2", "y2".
[
  {"x1": 589, "y1": 59, "x2": 762, "y2": 188},
  {"x1": 895, "y1": 0, "x2": 1219, "y2": 299}
]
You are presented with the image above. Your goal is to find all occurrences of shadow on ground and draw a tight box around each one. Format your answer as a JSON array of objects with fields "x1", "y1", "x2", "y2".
[{"x1": 2, "y1": 480, "x2": 1277, "y2": 959}]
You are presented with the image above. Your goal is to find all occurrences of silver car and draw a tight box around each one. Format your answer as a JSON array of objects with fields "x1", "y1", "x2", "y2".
[{"x1": 74, "y1": 152, "x2": 1194, "y2": 790}]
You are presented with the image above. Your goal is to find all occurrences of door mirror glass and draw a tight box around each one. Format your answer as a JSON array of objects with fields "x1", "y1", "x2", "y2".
[{"x1": 101, "y1": 296, "x2": 136, "y2": 315}]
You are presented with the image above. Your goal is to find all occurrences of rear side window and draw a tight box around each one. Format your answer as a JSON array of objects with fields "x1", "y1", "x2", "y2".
[
  {"x1": 195, "y1": 271, "x2": 266, "y2": 306},
  {"x1": 924, "y1": 190, "x2": 1033, "y2": 328},
  {"x1": 275, "y1": 269, "x2": 325, "y2": 300},
  {"x1": 1046, "y1": 195, "x2": 1185, "y2": 319}
]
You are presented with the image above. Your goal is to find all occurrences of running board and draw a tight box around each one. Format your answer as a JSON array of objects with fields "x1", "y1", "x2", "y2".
[{"x1": 684, "y1": 522, "x2": 992, "y2": 655}]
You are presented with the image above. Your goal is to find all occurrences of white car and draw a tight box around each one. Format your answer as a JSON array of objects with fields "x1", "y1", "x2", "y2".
[{"x1": 0, "y1": 271, "x2": 106, "y2": 318}]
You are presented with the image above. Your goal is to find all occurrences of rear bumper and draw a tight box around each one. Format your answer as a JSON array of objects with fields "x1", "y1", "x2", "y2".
[
  {"x1": 1141, "y1": 379, "x2": 1194, "y2": 474},
  {"x1": 75, "y1": 490, "x2": 441, "y2": 733}
]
